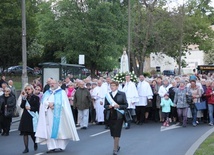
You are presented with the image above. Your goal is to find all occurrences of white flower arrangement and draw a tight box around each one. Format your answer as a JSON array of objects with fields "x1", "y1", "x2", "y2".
[{"x1": 113, "y1": 72, "x2": 138, "y2": 83}]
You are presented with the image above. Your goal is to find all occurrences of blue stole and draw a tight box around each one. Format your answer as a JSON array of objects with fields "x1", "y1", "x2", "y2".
[
  {"x1": 26, "y1": 101, "x2": 38, "y2": 132},
  {"x1": 43, "y1": 89, "x2": 63, "y2": 139}
]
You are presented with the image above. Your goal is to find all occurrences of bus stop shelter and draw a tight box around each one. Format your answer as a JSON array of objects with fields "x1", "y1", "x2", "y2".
[{"x1": 39, "y1": 62, "x2": 85, "y2": 86}]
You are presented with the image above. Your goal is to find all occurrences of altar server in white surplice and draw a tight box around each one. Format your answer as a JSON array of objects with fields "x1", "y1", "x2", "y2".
[
  {"x1": 136, "y1": 75, "x2": 153, "y2": 125},
  {"x1": 35, "y1": 79, "x2": 79, "y2": 153},
  {"x1": 95, "y1": 80, "x2": 108, "y2": 124},
  {"x1": 122, "y1": 74, "x2": 139, "y2": 129}
]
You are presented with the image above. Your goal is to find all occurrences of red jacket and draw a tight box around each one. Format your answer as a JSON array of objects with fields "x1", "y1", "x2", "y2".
[{"x1": 205, "y1": 86, "x2": 214, "y2": 104}]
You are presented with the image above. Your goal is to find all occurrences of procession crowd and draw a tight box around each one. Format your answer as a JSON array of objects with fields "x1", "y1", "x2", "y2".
[{"x1": 0, "y1": 72, "x2": 214, "y2": 154}]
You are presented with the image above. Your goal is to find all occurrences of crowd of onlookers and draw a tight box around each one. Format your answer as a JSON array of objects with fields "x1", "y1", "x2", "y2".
[
  {"x1": 1, "y1": 72, "x2": 214, "y2": 137},
  {"x1": 37, "y1": 73, "x2": 214, "y2": 130}
]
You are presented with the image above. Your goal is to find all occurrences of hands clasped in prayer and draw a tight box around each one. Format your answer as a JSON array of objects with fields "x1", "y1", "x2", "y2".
[{"x1": 48, "y1": 102, "x2": 54, "y2": 109}]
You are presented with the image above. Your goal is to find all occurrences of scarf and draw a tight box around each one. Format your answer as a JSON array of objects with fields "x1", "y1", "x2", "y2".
[
  {"x1": 67, "y1": 88, "x2": 74, "y2": 97},
  {"x1": 179, "y1": 86, "x2": 185, "y2": 90}
]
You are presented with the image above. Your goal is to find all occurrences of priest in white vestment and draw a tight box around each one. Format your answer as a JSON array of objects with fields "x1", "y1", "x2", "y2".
[
  {"x1": 121, "y1": 75, "x2": 139, "y2": 129},
  {"x1": 35, "y1": 79, "x2": 79, "y2": 153},
  {"x1": 136, "y1": 75, "x2": 153, "y2": 124}
]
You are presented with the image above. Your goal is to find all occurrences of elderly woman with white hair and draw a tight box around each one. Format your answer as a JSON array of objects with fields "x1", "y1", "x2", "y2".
[
  {"x1": 168, "y1": 79, "x2": 178, "y2": 123},
  {"x1": 158, "y1": 78, "x2": 172, "y2": 122},
  {"x1": 0, "y1": 87, "x2": 16, "y2": 136}
]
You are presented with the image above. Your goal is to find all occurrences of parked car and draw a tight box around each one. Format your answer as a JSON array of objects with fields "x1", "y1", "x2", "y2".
[
  {"x1": 163, "y1": 70, "x2": 175, "y2": 76},
  {"x1": 82, "y1": 68, "x2": 91, "y2": 76},
  {"x1": 4, "y1": 65, "x2": 35, "y2": 75}
]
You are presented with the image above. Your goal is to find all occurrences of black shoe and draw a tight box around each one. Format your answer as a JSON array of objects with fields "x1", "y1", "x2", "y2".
[
  {"x1": 1, "y1": 132, "x2": 5, "y2": 136},
  {"x1": 138, "y1": 122, "x2": 143, "y2": 125},
  {"x1": 81, "y1": 127, "x2": 87, "y2": 129},
  {"x1": 34, "y1": 143, "x2": 38, "y2": 151},
  {"x1": 117, "y1": 146, "x2": 120, "y2": 152},
  {"x1": 5, "y1": 133, "x2": 9, "y2": 136},
  {"x1": 22, "y1": 148, "x2": 29, "y2": 154}
]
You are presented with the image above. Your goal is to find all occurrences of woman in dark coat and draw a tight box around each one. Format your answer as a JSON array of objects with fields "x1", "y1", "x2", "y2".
[
  {"x1": 104, "y1": 81, "x2": 128, "y2": 155},
  {"x1": 0, "y1": 87, "x2": 16, "y2": 136},
  {"x1": 18, "y1": 84, "x2": 40, "y2": 153}
]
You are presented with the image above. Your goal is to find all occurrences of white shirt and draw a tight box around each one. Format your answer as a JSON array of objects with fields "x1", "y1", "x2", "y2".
[{"x1": 112, "y1": 90, "x2": 118, "y2": 98}]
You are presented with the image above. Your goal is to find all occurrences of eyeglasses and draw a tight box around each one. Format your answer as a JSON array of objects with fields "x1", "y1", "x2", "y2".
[{"x1": 5, "y1": 91, "x2": 10, "y2": 92}]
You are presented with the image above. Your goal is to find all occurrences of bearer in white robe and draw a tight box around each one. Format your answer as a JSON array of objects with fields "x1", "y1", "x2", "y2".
[
  {"x1": 35, "y1": 79, "x2": 79, "y2": 153},
  {"x1": 122, "y1": 74, "x2": 139, "y2": 129},
  {"x1": 136, "y1": 75, "x2": 153, "y2": 124},
  {"x1": 90, "y1": 82, "x2": 99, "y2": 124},
  {"x1": 94, "y1": 80, "x2": 108, "y2": 124}
]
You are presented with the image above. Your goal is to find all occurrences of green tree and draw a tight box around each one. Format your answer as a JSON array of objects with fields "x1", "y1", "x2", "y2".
[
  {"x1": 0, "y1": 0, "x2": 39, "y2": 70},
  {"x1": 37, "y1": 0, "x2": 128, "y2": 77},
  {"x1": 131, "y1": 0, "x2": 214, "y2": 75}
]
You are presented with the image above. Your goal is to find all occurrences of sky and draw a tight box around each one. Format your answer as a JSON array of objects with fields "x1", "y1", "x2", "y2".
[
  {"x1": 165, "y1": 0, "x2": 214, "y2": 12},
  {"x1": 169, "y1": 0, "x2": 214, "y2": 7}
]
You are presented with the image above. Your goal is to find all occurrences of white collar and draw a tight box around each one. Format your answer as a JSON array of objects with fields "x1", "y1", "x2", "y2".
[{"x1": 112, "y1": 90, "x2": 118, "y2": 97}]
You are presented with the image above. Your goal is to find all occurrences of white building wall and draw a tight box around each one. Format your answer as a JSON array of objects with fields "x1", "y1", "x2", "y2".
[
  {"x1": 150, "y1": 53, "x2": 177, "y2": 72},
  {"x1": 149, "y1": 50, "x2": 204, "y2": 74},
  {"x1": 181, "y1": 50, "x2": 204, "y2": 74}
]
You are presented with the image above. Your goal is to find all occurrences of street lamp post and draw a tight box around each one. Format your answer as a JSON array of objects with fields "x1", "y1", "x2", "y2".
[{"x1": 22, "y1": 0, "x2": 28, "y2": 88}]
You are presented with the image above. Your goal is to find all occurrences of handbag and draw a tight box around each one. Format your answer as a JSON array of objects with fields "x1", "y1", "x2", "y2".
[
  {"x1": 124, "y1": 109, "x2": 132, "y2": 122},
  {"x1": 195, "y1": 101, "x2": 207, "y2": 110},
  {"x1": 186, "y1": 94, "x2": 193, "y2": 104},
  {"x1": 4, "y1": 108, "x2": 13, "y2": 118},
  {"x1": 104, "y1": 109, "x2": 111, "y2": 121}
]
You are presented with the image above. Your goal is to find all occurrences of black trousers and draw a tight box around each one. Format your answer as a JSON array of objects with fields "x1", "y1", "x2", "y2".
[
  {"x1": 71, "y1": 106, "x2": 78, "y2": 124},
  {"x1": 136, "y1": 106, "x2": 146, "y2": 123},
  {"x1": 90, "y1": 107, "x2": 96, "y2": 123},
  {"x1": 2, "y1": 116, "x2": 12, "y2": 134}
]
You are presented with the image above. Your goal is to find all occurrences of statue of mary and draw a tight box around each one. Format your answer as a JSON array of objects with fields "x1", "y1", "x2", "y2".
[{"x1": 120, "y1": 50, "x2": 129, "y2": 73}]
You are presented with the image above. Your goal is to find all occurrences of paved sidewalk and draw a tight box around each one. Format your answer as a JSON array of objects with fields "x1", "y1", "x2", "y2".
[{"x1": 10, "y1": 117, "x2": 20, "y2": 132}]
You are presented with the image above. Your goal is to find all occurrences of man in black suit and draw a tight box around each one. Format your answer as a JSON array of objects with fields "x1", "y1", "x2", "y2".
[{"x1": 104, "y1": 81, "x2": 128, "y2": 155}]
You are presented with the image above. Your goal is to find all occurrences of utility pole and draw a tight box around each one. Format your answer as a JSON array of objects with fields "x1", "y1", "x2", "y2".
[
  {"x1": 22, "y1": 0, "x2": 28, "y2": 88},
  {"x1": 127, "y1": 0, "x2": 131, "y2": 71},
  {"x1": 178, "y1": 3, "x2": 184, "y2": 75}
]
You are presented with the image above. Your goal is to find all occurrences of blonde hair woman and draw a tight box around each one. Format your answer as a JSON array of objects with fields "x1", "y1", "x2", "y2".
[{"x1": 18, "y1": 84, "x2": 40, "y2": 153}]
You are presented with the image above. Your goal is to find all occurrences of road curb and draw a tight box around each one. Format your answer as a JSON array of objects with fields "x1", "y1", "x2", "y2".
[{"x1": 185, "y1": 126, "x2": 214, "y2": 155}]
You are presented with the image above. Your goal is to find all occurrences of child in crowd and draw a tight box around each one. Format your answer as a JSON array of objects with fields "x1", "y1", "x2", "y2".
[{"x1": 160, "y1": 93, "x2": 175, "y2": 127}]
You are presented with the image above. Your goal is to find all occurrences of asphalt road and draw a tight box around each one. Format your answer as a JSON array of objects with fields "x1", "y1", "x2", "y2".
[{"x1": 0, "y1": 118, "x2": 213, "y2": 155}]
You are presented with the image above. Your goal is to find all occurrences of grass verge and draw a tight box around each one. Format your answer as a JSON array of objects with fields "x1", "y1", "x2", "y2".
[
  {"x1": 7, "y1": 75, "x2": 38, "y2": 90},
  {"x1": 194, "y1": 132, "x2": 214, "y2": 155}
]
